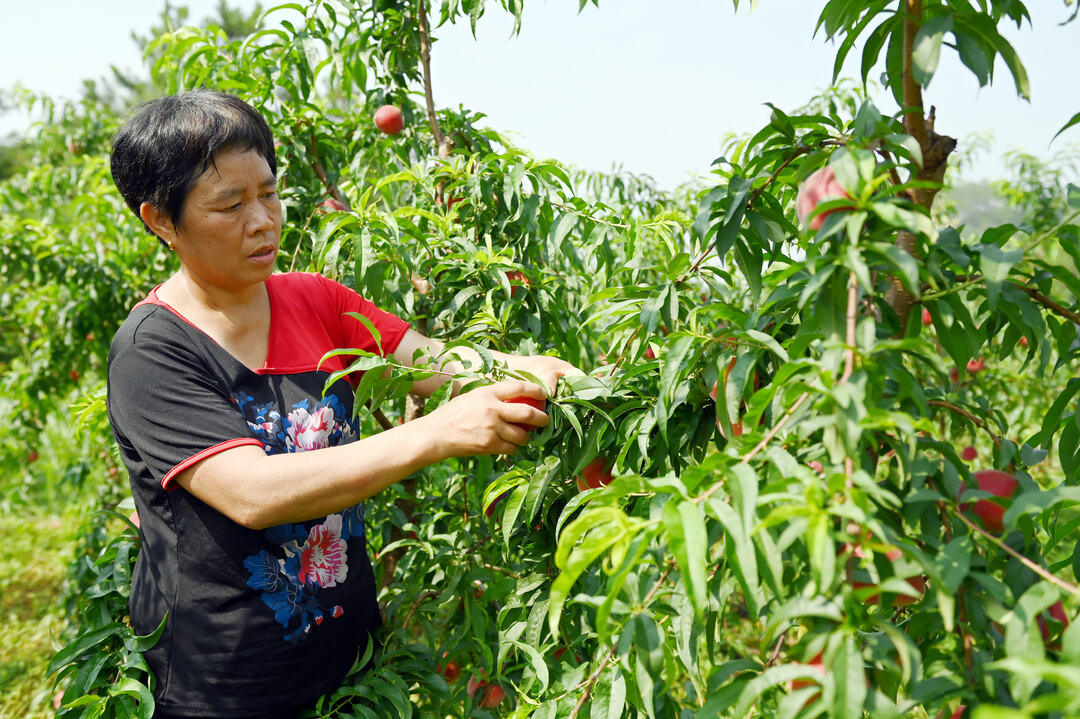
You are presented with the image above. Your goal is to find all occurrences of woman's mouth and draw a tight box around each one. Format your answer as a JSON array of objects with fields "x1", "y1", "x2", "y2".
[{"x1": 248, "y1": 246, "x2": 278, "y2": 265}]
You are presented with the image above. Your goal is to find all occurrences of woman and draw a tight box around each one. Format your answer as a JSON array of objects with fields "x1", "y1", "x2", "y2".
[{"x1": 107, "y1": 89, "x2": 575, "y2": 718}]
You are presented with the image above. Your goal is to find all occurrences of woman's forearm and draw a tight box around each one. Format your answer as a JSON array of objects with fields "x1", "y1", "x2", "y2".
[{"x1": 177, "y1": 413, "x2": 450, "y2": 529}]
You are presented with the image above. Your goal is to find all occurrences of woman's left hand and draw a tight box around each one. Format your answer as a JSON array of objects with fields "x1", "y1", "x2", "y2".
[{"x1": 509, "y1": 355, "x2": 584, "y2": 397}]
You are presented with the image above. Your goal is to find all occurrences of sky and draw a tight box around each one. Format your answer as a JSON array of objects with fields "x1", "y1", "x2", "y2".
[{"x1": 1, "y1": 0, "x2": 1078, "y2": 190}]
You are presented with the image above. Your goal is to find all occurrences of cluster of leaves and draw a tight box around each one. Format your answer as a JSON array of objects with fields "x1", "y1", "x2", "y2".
[{"x1": 0, "y1": 0, "x2": 1075, "y2": 718}]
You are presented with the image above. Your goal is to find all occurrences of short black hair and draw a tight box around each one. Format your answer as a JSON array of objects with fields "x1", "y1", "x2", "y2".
[{"x1": 110, "y1": 90, "x2": 277, "y2": 243}]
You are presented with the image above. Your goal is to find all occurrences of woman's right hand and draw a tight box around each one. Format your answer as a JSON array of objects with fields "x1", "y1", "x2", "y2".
[{"x1": 418, "y1": 380, "x2": 550, "y2": 458}]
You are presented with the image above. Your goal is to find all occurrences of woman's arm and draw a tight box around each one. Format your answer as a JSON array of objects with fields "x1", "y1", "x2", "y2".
[
  {"x1": 172, "y1": 379, "x2": 549, "y2": 529},
  {"x1": 392, "y1": 329, "x2": 580, "y2": 398}
]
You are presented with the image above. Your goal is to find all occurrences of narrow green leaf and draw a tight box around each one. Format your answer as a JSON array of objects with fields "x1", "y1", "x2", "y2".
[
  {"x1": 829, "y1": 634, "x2": 867, "y2": 719},
  {"x1": 662, "y1": 500, "x2": 709, "y2": 618},
  {"x1": 912, "y1": 15, "x2": 953, "y2": 86}
]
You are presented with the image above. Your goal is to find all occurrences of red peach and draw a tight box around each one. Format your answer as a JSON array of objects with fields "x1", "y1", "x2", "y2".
[
  {"x1": 373, "y1": 105, "x2": 404, "y2": 135},
  {"x1": 960, "y1": 469, "x2": 1019, "y2": 533},
  {"x1": 577, "y1": 457, "x2": 612, "y2": 491},
  {"x1": 480, "y1": 684, "x2": 505, "y2": 708},
  {"x1": 504, "y1": 395, "x2": 547, "y2": 432},
  {"x1": 318, "y1": 198, "x2": 348, "y2": 213},
  {"x1": 795, "y1": 166, "x2": 854, "y2": 230}
]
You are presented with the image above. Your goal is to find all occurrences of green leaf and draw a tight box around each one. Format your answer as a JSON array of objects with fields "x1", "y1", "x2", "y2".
[
  {"x1": 705, "y1": 496, "x2": 761, "y2": 615},
  {"x1": 1053, "y1": 111, "x2": 1080, "y2": 144},
  {"x1": 955, "y1": 30, "x2": 991, "y2": 86},
  {"x1": 830, "y1": 634, "x2": 868, "y2": 719},
  {"x1": 109, "y1": 678, "x2": 155, "y2": 719},
  {"x1": 912, "y1": 15, "x2": 953, "y2": 86},
  {"x1": 976, "y1": 242, "x2": 1024, "y2": 311},
  {"x1": 590, "y1": 666, "x2": 626, "y2": 719},
  {"x1": 993, "y1": 33, "x2": 1031, "y2": 100},
  {"x1": 508, "y1": 639, "x2": 550, "y2": 693},
  {"x1": 47, "y1": 623, "x2": 125, "y2": 676},
  {"x1": 548, "y1": 508, "x2": 635, "y2": 637},
  {"x1": 662, "y1": 500, "x2": 709, "y2": 618},
  {"x1": 659, "y1": 333, "x2": 696, "y2": 406},
  {"x1": 1003, "y1": 487, "x2": 1080, "y2": 529}
]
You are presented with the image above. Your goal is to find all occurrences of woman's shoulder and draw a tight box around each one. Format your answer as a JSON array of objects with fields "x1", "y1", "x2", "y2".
[{"x1": 109, "y1": 290, "x2": 208, "y2": 367}]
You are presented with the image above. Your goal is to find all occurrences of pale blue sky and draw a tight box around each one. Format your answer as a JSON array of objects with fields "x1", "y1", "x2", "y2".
[{"x1": 2, "y1": 1, "x2": 1077, "y2": 189}]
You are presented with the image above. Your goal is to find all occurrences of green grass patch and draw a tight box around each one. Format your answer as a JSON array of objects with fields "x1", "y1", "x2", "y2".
[{"x1": 0, "y1": 509, "x2": 85, "y2": 718}]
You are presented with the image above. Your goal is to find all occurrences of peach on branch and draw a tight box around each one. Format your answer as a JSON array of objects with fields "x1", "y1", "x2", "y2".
[
  {"x1": 505, "y1": 270, "x2": 530, "y2": 297},
  {"x1": 960, "y1": 469, "x2": 1019, "y2": 533},
  {"x1": 373, "y1": 104, "x2": 404, "y2": 135},
  {"x1": 576, "y1": 457, "x2": 612, "y2": 491},
  {"x1": 845, "y1": 541, "x2": 926, "y2": 608},
  {"x1": 504, "y1": 395, "x2": 547, "y2": 432},
  {"x1": 795, "y1": 166, "x2": 854, "y2": 230},
  {"x1": 317, "y1": 197, "x2": 348, "y2": 214}
]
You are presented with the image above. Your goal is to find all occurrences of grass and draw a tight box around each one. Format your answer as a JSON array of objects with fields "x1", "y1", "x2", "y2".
[{"x1": 0, "y1": 508, "x2": 84, "y2": 718}]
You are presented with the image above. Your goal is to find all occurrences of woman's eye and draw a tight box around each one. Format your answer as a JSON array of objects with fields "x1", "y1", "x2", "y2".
[{"x1": 263, "y1": 191, "x2": 278, "y2": 200}]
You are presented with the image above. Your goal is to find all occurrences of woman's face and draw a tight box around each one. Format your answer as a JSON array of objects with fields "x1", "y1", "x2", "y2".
[{"x1": 172, "y1": 147, "x2": 282, "y2": 293}]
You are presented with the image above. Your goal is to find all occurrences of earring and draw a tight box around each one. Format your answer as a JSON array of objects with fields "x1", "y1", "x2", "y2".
[{"x1": 168, "y1": 241, "x2": 175, "y2": 251}]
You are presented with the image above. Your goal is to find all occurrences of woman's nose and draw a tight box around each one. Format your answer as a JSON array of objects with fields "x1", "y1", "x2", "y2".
[{"x1": 248, "y1": 200, "x2": 278, "y2": 234}]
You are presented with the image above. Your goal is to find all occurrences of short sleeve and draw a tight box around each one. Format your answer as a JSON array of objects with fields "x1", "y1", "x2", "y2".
[
  {"x1": 314, "y1": 274, "x2": 409, "y2": 358},
  {"x1": 108, "y1": 317, "x2": 262, "y2": 490}
]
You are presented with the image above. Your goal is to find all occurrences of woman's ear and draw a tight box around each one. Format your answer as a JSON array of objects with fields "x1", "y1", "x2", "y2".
[{"x1": 140, "y1": 202, "x2": 177, "y2": 246}]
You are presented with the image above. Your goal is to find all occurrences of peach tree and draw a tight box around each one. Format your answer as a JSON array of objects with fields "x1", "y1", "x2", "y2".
[{"x1": 32, "y1": 1, "x2": 1080, "y2": 718}]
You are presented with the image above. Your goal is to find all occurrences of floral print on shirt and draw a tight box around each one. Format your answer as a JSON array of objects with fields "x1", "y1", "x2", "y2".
[
  {"x1": 242, "y1": 506, "x2": 365, "y2": 643},
  {"x1": 233, "y1": 390, "x2": 365, "y2": 642}
]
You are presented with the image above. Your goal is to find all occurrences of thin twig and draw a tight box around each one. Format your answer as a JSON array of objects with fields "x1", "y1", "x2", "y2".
[
  {"x1": 372, "y1": 407, "x2": 394, "y2": 431},
  {"x1": 547, "y1": 198, "x2": 632, "y2": 229},
  {"x1": 416, "y1": 0, "x2": 450, "y2": 158},
  {"x1": 952, "y1": 509, "x2": 1080, "y2": 597},
  {"x1": 1017, "y1": 284, "x2": 1080, "y2": 326},
  {"x1": 678, "y1": 140, "x2": 843, "y2": 285},
  {"x1": 928, "y1": 400, "x2": 1003, "y2": 450},
  {"x1": 695, "y1": 390, "x2": 813, "y2": 506},
  {"x1": 400, "y1": 589, "x2": 439, "y2": 629},
  {"x1": 566, "y1": 565, "x2": 674, "y2": 719}
]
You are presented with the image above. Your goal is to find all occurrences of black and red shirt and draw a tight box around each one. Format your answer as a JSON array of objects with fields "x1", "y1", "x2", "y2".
[{"x1": 107, "y1": 272, "x2": 409, "y2": 716}]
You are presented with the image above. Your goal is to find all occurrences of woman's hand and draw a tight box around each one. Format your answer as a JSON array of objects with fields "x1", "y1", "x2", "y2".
[
  {"x1": 418, "y1": 380, "x2": 551, "y2": 458},
  {"x1": 507, "y1": 355, "x2": 583, "y2": 396}
]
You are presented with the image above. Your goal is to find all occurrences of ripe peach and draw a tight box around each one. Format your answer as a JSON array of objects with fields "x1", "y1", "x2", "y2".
[
  {"x1": 795, "y1": 166, "x2": 853, "y2": 230},
  {"x1": 480, "y1": 684, "x2": 505, "y2": 708},
  {"x1": 505, "y1": 395, "x2": 547, "y2": 431},
  {"x1": 318, "y1": 197, "x2": 348, "y2": 213},
  {"x1": 960, "y1": 469, "x2": 1019, "y2": 533},
  {"x1": 374, "y1": 104, "x2": 404, "y2": 135},
  {"x1": 506, "y1": 270, "x2": 530, "y2": 297},
  {"x1": 577, "y1": 457, "x2": 612, "y2": 491}
]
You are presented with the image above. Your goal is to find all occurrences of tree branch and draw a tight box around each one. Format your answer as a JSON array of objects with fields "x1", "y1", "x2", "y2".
[
  {"x1": 417, "y1": 0, "x2": 451, "y2": 158},
  {"x1": 901, "y1": 0, "x2": 928, "y2": 148},
  {"x1": 928, "y1": 400, "x2": 1003, "y2": 450},
  {"x1": 1017, "y1": 284, "x2": 1080, "y2": 325},
  {"x1": 566, "y1": 565, "x2": 674, "y2": 719},
  {"x1": 952, "y1": 509, "x2": 1080, "y2": 597}
]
